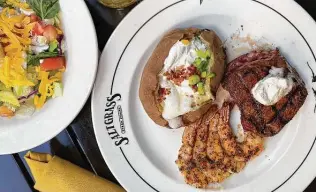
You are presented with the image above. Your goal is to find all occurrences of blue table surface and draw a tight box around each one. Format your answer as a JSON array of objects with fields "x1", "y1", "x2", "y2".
[{"x1": 1, "y1": 0, "x2": 316, "y2": 192}]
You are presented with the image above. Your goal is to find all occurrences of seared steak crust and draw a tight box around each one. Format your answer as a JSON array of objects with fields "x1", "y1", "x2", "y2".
[{"x1": 223, "y1": 50, "x2": 308, "y2": 137}]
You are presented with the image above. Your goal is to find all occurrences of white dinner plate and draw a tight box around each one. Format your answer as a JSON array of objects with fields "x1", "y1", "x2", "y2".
[
  {"x1": 92, "y1": 0, "x2": 316, "y2": 191},
  {"x1": 0, "y1": 0, "x2": 98, "y2": 154}
]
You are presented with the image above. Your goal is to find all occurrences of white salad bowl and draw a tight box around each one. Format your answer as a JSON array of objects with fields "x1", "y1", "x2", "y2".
[{"x1": 0, "y1": 0, "x2": 98, "y2": 154}]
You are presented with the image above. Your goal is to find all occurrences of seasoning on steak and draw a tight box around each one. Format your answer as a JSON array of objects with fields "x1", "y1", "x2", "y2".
[{"x1": 223, "y1": 49, "x2": 308, "y2": 137}]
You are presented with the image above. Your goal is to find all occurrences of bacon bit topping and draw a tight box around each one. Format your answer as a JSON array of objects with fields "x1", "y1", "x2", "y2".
[
  {"x1": 164, "y1": 65, "x2": 197, "y2": 86},
  {"x1": 157, "y1": 87, "x2": 171, "y2": 103},
  {"x1": 192, "y1": 84, "x2": 198, "y2": 92}
]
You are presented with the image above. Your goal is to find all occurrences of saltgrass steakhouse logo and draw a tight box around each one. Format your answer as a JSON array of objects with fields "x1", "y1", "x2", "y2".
[
  {"x1": 104, "y1": 94, "x2": 129, "y2": 146},
  {"x1": 117, "y1": 105, "x2": 126, "y2": 134}
]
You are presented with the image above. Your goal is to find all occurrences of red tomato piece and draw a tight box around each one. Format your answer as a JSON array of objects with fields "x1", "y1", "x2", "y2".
[
  {"x1": 32, "y1": 22, "x2": 45, "y2": 35},
  {"x1": 43, "y1": 25, "x2": 58, "y2": 42},
  {"x1": 30, "y1": 14, "x2": 40, "y2": 22},
  {"x1": 40, "y1": 57, "x2": 66, "y2": 71}
]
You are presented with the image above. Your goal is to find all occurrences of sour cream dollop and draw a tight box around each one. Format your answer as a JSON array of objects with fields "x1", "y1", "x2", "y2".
[
  {"x1": 251, "y1": 67, "x2": 294, "y2": 106},
  {"x1": 158, "y1": 38, "x2": 212, "y2": 128}
]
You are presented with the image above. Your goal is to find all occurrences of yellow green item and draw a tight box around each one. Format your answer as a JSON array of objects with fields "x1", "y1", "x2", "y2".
[
  {"x1": 189, "y1": 75, "x2": 200, "y2": 85},
  {"x1": 0, "y1": 91, "x2": 20, "y2": 107},
  {"x1": 197, "y1": 82, "x2": 205, "y2": 95}
]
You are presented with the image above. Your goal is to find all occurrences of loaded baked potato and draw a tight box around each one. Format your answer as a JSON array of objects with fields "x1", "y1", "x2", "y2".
[{"x1": 139, "y1": 28, "x2": 226, "y2": 128}]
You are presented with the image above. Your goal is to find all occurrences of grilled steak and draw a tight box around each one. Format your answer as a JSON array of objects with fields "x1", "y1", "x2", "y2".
[
  {"x1": 223, "y1": 49, "x2": 308, "y2": 137},
  {"x1": 176, "y1": 104, "x2": 264, "y2": 188}
]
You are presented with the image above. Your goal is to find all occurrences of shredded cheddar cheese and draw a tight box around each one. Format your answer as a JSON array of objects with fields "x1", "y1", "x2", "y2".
[
  {"x1": 34, "y1": 69, "x2": 62, "y2": 109},
  {"x1": 0, "y1": 56, "x2": 34, "y2": 87},
  {"x1": 0, "y1": 1, "x2": 65, "y2": 115},
  {"x1": 0, "y1": 7, "x2": 35, "y2": 88},
  {"x1": 6, "y1": 0, "x2": 30, "y2": 10}
]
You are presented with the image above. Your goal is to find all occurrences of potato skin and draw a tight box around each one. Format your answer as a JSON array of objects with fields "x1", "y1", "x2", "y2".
[{"x1": 139, "y1": 28, "x2": 226, "y2": 127}]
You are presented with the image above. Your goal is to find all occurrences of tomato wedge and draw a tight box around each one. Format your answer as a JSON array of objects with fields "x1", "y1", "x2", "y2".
[
  {"x1": 30, "y1": 14, "x2": 40, "y2": 22},
  {"x1": 40, "y1": 57, "x2": 66, "y2": 71},
  {"x1": 43, "y1": 25, "x2": 58, "y2": 42},
  {"x1": 32, "y1": 22, "x2": 45, "y2": 36}
]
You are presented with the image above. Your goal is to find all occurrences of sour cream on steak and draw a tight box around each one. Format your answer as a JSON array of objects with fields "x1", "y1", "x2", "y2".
[{"x1": 251, "y1": 67, "x2": 294, "y2": 106}]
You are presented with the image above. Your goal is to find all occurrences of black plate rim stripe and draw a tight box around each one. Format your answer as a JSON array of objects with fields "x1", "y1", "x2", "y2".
[
  {"x1": 109, "y1": 0, "x2": 316, "y2": 191},
  {"x1": 110, "y1": 0, "x2": 186, "y2": 95},
  {"x1": 120, "y1": 147, "x2": 159, "y2": 192},
  {"x1": 271, "y1": 138, "x2": 316, "y2": 192},
  {"x1": 111, "y1": 0, "x2": 186, "y2": 191},
  {"x1": 250, "y1": 1, "x2": 316, "y2": 191},
  {"x1": 251, "y1": 0, "x2": 316, "y2": 65}
]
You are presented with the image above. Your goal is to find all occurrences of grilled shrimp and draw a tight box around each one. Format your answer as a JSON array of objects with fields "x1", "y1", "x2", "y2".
[
  {"x1": 240, "y1": 131, "x2": 264, "y2": 160},
  {"x1": 217, "y1": 104, "x2": 241, "y2": 156},
  {"x1": 176, "y1": 103, "x2": 264, "y2": 188}
]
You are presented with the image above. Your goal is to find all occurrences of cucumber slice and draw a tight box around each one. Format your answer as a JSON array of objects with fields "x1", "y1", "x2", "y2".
[
  {"x1": 0, "y1": 91, "x2": 20, "y2": 107},
  {"x1": 52, "y1": 82, "x2": 63, "y2": 98},
  {"x1": 0, "y1": 82, "x2": 11, "y2": 92},
  {"x1": 13, "y1": 86, "x2": 33, "y2": 97}
]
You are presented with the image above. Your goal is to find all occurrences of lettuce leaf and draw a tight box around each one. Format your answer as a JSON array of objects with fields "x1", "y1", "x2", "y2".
[
  {"x1": 27, "y1": 51, "x2": 59, "y2": 66},
  {"x1": 27, "y1": 0, "x2": 60, "y2": 19}
]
